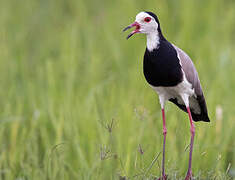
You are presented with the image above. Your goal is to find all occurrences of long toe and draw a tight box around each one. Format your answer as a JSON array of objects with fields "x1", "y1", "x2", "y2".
[
  {"x1": 157, "y1": 175, "x2": 167, "y2": 180},
  {"x1": 184, "y1": 172, "x2": 193, "y2": 180}
]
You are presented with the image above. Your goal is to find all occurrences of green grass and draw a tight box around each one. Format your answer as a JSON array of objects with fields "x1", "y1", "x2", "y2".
[{"x1": 0, "y1": 0, "x2": 235, "y2": 179}]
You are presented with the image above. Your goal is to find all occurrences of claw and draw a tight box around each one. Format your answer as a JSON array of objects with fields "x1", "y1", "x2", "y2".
[
  {"x1": 185, "y1": 171, "x2": 193, "y2": 180},
  {"x1": 157, "y1": 175, "x2": 167, "y2": 180}
]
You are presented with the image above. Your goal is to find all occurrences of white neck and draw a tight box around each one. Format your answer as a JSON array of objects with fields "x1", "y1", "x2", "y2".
[{"x1": 146, "y1": 32, "x2": 160, "y2": 52}]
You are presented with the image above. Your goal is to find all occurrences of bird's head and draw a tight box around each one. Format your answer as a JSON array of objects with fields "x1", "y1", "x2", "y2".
[{"x1": 123, "y1": 11, "x2": 161, "y2": 40}]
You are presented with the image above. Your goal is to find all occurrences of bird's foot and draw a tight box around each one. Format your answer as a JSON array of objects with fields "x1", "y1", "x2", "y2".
[
  {"x1": 184, "y1": 170, "x2": 193, "y2": 180},
  {"x1": 157, "y1": 174, "x2": 167, "y2": 180}
]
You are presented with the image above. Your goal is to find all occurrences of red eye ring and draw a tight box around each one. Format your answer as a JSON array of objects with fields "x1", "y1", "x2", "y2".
[{"x1": 144, "y1": 17, "x2": 151, "y2": 23}]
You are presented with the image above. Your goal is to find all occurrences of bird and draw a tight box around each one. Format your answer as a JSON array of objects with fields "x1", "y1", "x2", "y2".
[{"x1": 123, "y1": 11, "x2": 210, "y2": 180}]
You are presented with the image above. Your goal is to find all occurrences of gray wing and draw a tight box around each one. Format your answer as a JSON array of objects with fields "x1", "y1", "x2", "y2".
[
  {"x1": 172, "y1": 44, "x2": 202, "y2": 95},
  {"x1": 171, "y1": 44, "x2": 210, "y2": 122}
]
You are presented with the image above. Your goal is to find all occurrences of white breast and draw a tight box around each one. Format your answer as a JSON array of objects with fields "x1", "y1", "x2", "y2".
[
  {"x1": 151, "y1": 76, "x2": 201, "y2": 114},
  {"x1": 151, "y1": 76, "x2": 194, "y2": 100}
]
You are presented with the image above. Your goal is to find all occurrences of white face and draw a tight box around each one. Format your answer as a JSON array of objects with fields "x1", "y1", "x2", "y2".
[
  {"x1": 123, "y1": 12, "x2": 161, "y2": 51},
  {"x1": 135, "y1": 12, "x2": 159, "y2": 34}
]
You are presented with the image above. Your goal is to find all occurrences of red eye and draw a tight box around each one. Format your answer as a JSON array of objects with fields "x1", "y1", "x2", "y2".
[{"x1": 144, "y1": 17, "x2": 151, "y2": 23}]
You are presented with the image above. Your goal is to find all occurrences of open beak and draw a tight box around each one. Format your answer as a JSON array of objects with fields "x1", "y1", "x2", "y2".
[{"x1": 123, "y1": 22, "x2": 141, "y2": 39}]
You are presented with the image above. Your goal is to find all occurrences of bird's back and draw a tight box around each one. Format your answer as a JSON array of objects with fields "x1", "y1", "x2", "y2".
[
  {"x1": 143, "y1": 40, "x2": 210, "y2": 122},
  {"x1": 171, "y1": 45, "x2": 210, "y2": 122}
]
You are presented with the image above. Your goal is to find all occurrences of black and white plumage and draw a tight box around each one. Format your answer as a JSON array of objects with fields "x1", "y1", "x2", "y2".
[
  {"x1": 124, "y1": 11, "x2": 210, "y2": 122},
  {"x1": 123, "y1": 11, "x2": 210, "y2": 180}
]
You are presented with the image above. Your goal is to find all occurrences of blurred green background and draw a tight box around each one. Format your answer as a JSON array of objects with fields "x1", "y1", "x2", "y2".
[{"x1": 0, "y1": 0, "x2": 235, "y2": 179}]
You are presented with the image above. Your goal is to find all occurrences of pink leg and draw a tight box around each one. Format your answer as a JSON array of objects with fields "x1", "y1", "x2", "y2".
[
  {"x1": 161, "y1": 108, "x2": 167, "y2": 180},
  {"x1": 185, "y1": 107, "x2": 195, "y2": 180}
]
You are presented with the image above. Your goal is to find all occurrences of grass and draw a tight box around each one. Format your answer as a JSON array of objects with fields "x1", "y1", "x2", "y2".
[{"x1": 0, "y1": 0, "x2": 235, "y2": 179}]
